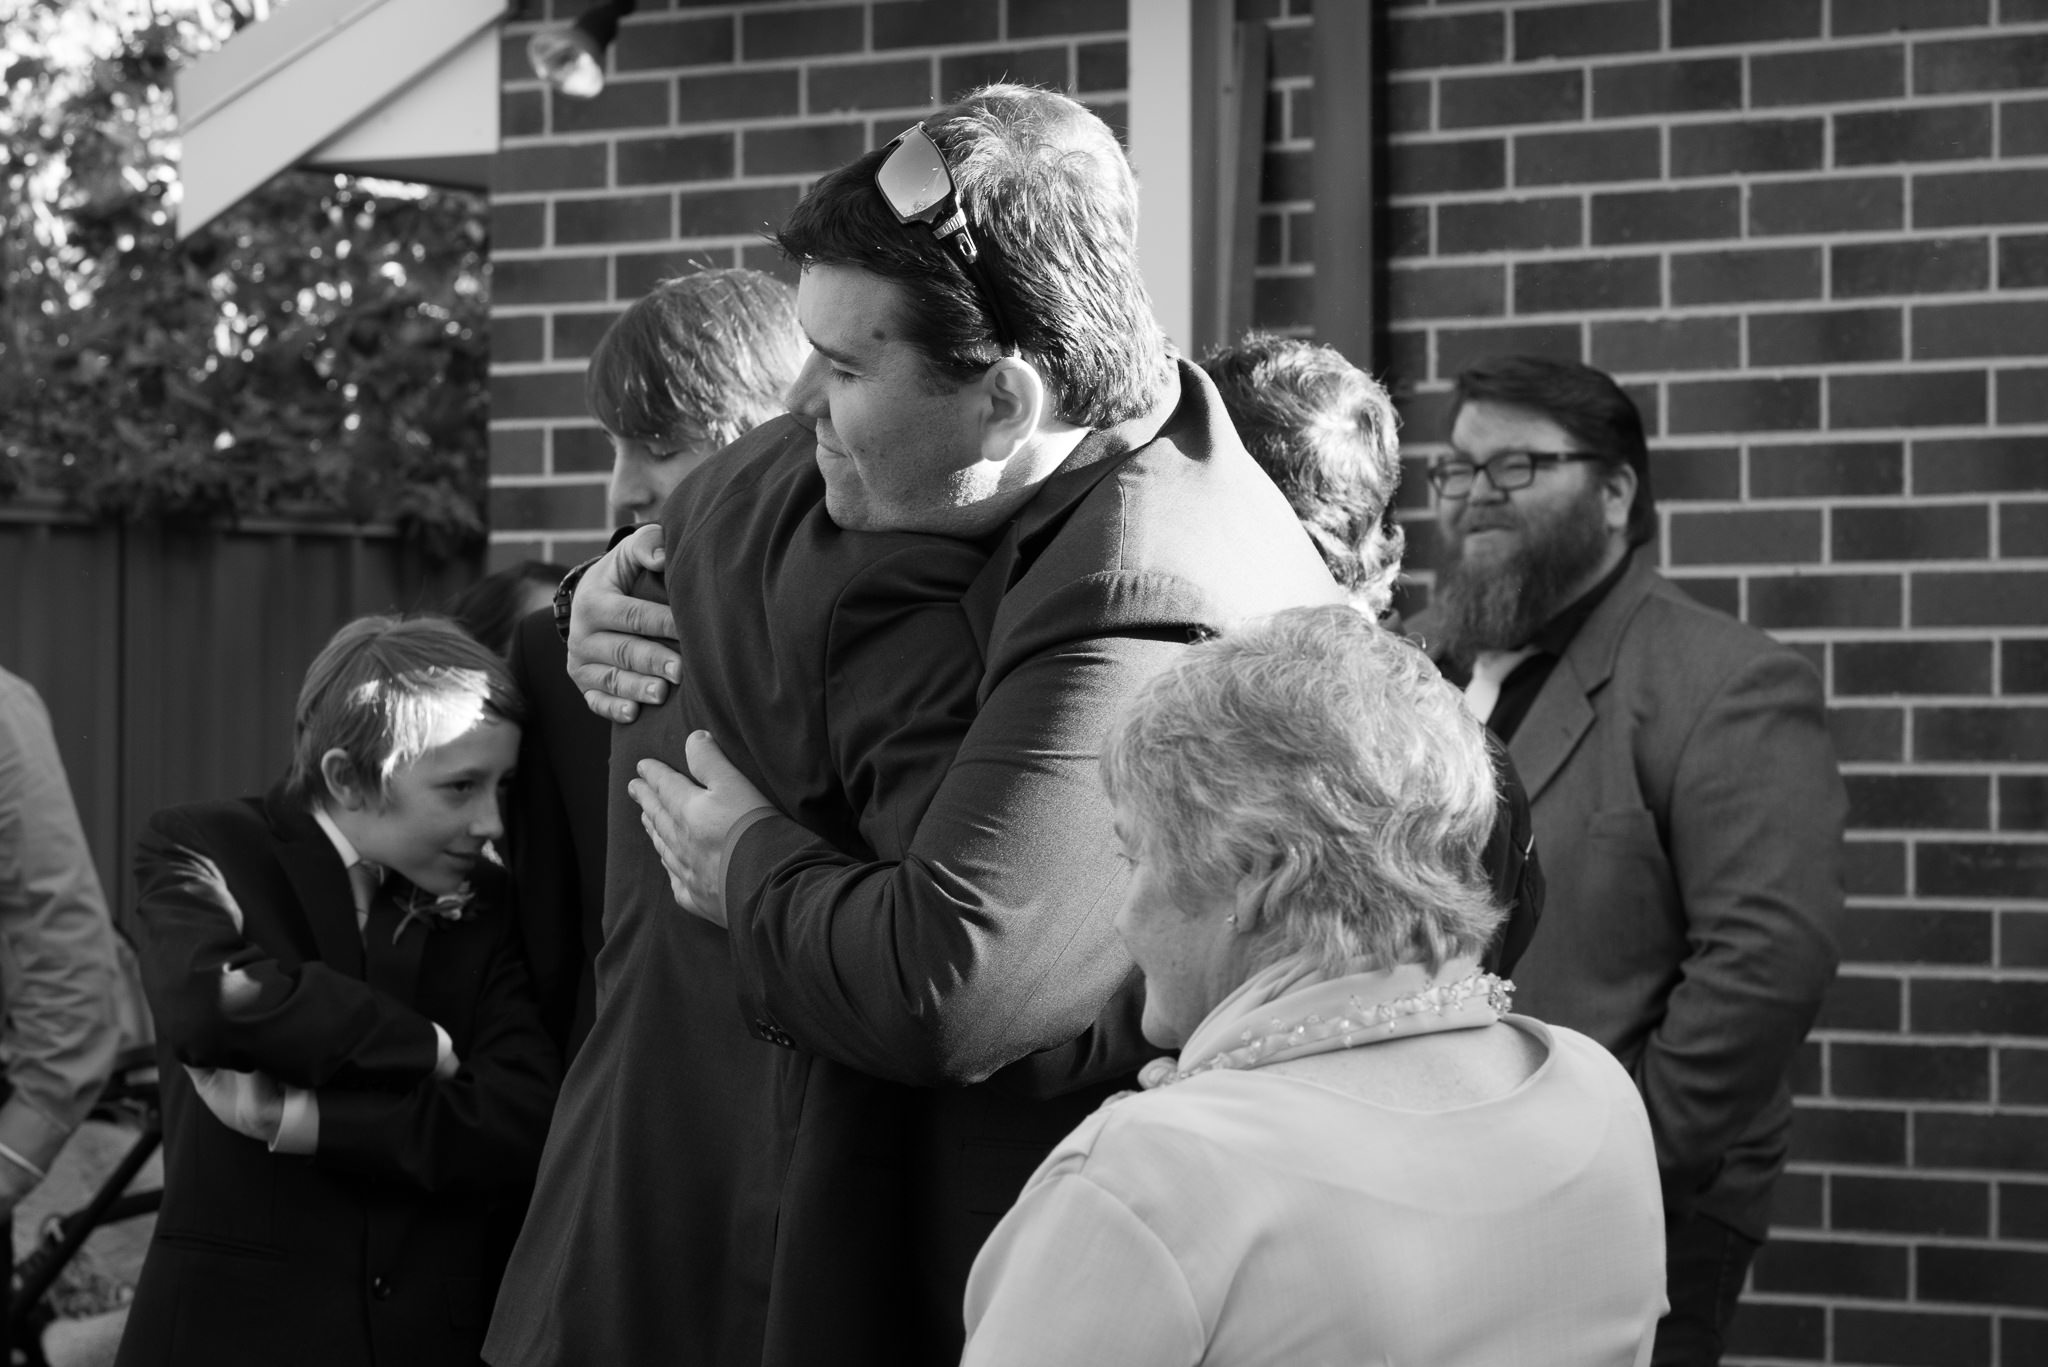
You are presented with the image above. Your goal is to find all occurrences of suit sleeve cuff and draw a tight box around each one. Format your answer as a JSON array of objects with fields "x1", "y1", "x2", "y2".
[
  {"x1": 271, "y1": 1087, "x2": 319, "y2": 1155},
  {"x1": 0, "y1": 1093, "x2": 73, "y2": 1182},
  {"x1": 432, "y1": 1023, "x2": 459, "y2": 1080},
  {"x1": 720, "y1": 807, "x2": 790, "y2": 917}
]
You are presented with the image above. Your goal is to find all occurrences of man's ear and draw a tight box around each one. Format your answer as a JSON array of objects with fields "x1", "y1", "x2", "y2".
[
  {"x1": 1599, "y1": 462, "x2": 1639, "y2": 537},
  {"x1": 975, "y1": 356, "x2": 1049, "y2": 466},
  {"x1": 319, "y1": 747, "x2": 372, "y2": 812}
]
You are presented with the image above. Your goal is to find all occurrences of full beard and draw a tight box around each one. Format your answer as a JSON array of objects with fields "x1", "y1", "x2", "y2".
[{"x1": 1432, "y1": 491, "x2": 1612, "y2": 665}]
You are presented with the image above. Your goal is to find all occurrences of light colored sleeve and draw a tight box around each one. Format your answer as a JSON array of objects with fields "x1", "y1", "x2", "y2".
[
  {"x1": 271, "y1": 1085, "x2": 319, "y2": 1155},
  {"x1": 962, "y1": 1168, "x2": 1205, "y2": 1367},
  {"x1": 0, "y1": 674, "x2": 122, "y2": 1205},
  {"x1": 431, "y1": 1022, "x2": 458, "y2": 1080}
]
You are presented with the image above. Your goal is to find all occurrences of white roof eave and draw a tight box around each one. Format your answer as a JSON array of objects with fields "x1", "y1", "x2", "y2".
[{"x1": 176, "y1": 0, "x2": 508, "y2": 238}]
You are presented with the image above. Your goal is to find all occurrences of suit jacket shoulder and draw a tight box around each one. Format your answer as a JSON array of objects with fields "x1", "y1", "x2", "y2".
[
  {"x1": 980, "y1": 361, "x2": 1343, "y2": 682},
  {"x1": 1567, "y1": 558, "x2": 1824, "y2": 737}
]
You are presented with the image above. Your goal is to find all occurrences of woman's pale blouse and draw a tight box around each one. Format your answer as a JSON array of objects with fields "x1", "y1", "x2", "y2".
[{"x1": 961, "y1": 1014, "x2": 1666, "y2": 1367}]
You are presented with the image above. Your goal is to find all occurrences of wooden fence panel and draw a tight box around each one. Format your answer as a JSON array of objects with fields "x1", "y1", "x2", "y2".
[
  {"x1": 2, "y1": 507, "x2": 475, "y2": 915},
  {"x1": 0, "y1": 515, "x2": 124, "y2": 891}
]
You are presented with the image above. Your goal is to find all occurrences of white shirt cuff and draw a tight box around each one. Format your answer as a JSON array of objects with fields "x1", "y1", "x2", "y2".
[
  {"x1": 432, "y1": 1023, "x2": 459, "y2": 1080},
  {"x1": 271, "y1": 1086, "x2": 319, "y2": 1155}
]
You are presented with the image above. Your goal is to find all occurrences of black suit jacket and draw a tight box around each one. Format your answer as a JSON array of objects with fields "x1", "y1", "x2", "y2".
[
  {"x1": 491, "y1": 365, "x2": 1346, "y2": 1367},
  {"x1": 120, "y1": 791, "x2": 560, "y2": 1367},
  {"x1": 506, "y1": 607, "x2": 610, "y2": 1059},
  {"x1": 490, "y1": 418, "x2": 993, "y2": 1367}
]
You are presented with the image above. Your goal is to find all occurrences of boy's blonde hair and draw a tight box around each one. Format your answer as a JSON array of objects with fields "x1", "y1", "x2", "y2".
[{"x1": 285, "y1": 614, "x2": 524, "y2": 809}]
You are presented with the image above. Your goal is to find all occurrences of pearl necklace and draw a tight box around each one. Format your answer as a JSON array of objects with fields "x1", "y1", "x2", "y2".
[{"x1": 1139, "y1": 970, "x2": 1513, "y2": 1091}]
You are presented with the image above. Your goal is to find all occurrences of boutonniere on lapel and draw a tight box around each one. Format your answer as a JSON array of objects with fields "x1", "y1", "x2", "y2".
[{"x1": 391, "y1": 881, "x2": 478, "y2": 944}]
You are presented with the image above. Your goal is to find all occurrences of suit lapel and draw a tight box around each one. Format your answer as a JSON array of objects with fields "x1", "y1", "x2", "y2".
[
  {"x1": 1506, "y1": 658, "x2": 1595, "y2": 803},
  {"x1": 1509, "y1": 552, "x2": 1658, "y2": 803},
  {"x1": 264, "y1": 790, "x2": 367, "y2": 980},
  {"x1": 959, "y1": 524, "x2": 1015, "y2": 670},
  {"x1": 366, "y1": 883, "x2": 431, "y2": 1004}
]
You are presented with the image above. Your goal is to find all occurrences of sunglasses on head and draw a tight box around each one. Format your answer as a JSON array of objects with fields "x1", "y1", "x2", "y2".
[{"x1": 874, "y1": 123, "x2": 1019, "y2": 355}]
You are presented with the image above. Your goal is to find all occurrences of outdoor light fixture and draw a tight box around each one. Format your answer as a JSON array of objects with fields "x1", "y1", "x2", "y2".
[{"x1": 527, "y1": 0, "x2": 638, "y2": 99}]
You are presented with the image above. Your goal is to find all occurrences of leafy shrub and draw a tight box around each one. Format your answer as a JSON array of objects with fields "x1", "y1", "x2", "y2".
[{"x1": 1, "y1": 1, "x2": 490, "y2": 560}]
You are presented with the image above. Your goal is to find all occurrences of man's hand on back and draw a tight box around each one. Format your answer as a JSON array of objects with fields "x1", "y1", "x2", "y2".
[
  {"x1": 567, "y1": 523, "x2": 685, "y2": 723},
  {"x1": 628, "y1": 732, "x2": 778, "y2": 930}
]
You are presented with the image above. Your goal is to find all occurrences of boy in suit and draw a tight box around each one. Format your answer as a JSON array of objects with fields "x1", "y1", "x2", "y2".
[{"x1": 119, "y1": 615, "x2": 561, "y2": 1367}]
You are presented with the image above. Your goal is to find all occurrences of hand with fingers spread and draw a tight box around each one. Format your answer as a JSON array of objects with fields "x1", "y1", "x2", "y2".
[
  {"x1": 566, "y1": 523, "x2": 686, "y2": 723},
  {"x1": 628, "y1": 731, "x2": 777, "y2": 929}
]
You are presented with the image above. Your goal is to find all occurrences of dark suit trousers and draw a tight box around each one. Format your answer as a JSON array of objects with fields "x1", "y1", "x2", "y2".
[{"x1": 1653, "y1": 1210, "x2": 1761, "y2": 1366}]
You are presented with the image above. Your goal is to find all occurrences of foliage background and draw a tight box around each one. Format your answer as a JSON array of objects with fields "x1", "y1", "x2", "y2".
[{"x1": 0, "y1": 0, "x2": 490, "y2": 558}]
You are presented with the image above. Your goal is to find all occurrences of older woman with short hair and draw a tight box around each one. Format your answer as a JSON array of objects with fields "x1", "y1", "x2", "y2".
[{"x1": 961, "y1": 604, "x2": 1665, "y2": 1367}]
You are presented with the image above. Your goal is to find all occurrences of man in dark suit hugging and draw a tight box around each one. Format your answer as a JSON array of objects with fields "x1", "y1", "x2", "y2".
[
  {"x1": 508, "y1": 84, "x2": 1345, "y2": 1367},
  {"x1": 119, "y1": 615, "x2": 559, "y2": 1367}
]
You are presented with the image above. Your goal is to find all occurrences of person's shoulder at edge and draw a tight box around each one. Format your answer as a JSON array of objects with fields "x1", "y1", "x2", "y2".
[
  {"x1": 1621, "y1": 564, "x2": 1825, "y2": 704},
  {"x1": 1017, "y1": 1080, "x2": 1226, "y2": 1194},
  {"x1": 1641, "y1": 564, "x2": 1812, "y2": 659},
  {"x1": 143, "y1": 791, "x2": 271, "y2": 847},
  {"x1": 0, "y1": 662, "x2": 35, "y2": 708},
  {"x1": 998, "y1": 370, "x2": 1342, "y2": 630}
]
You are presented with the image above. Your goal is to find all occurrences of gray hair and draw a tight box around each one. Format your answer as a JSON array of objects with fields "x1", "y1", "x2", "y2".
[{"x1": 1100, "y1": 605, "x2": 1504, "y2": 976}]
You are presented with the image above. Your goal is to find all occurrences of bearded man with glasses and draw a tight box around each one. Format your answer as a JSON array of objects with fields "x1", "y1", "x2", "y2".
[
  {"x1": 487, "y1": 87, "x2": 1346, "y2": 1367},
  {"x1": 1407, "y1": 354, "x2": 1845, "y2": 1367}
]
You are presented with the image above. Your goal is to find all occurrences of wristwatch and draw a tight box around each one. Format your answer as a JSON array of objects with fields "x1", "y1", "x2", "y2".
[
  {"x1": 551, "y1": 559, "x2": 592, "y2": 644},
  {"x1": 552, "y1": 524, "x2": 641, "y2": 643}
]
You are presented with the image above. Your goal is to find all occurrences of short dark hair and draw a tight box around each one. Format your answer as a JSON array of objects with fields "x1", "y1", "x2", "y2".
[
  {"x1": 1200, "y1": 333, "x2": 1404, "y2": 618},
  {"x1": 446, "y1": 560, "x2": 569, "y2": 656},
  {"x1": 286, "y1": 615, "x2": 525, "y2": 809},
  {"x1": 584, "y1": 268, "x2": 804, "y2": 450},
  {"x1": 1448, "y1": 355, "x2": 1656, "y2": 547},
  {"x1": 773, "y1": 84, "x2": 1171, "y2": 429}
]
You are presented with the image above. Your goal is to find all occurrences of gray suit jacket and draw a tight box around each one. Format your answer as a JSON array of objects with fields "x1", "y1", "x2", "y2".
[{"x1": 1421, "y1": 552, "x2": 1843, "y2": 1238}]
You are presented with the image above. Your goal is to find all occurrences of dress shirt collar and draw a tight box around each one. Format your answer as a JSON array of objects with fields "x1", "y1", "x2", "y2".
[{"x1": 309, "y1": 805, "x2": 384, "y2": 891}]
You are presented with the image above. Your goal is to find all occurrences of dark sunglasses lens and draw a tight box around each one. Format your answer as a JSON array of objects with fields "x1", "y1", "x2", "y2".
[{"x1": 878, "y1": 127, "x2": 950, "y2": 221}]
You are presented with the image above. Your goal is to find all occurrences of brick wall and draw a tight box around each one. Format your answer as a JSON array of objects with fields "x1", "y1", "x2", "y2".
[
  {"x1": 487, "y1": 0, "x2": 1129, "y2": 565},
  {"x1": 1245, "y1": 1, "x2": 2048, "y2": 1362},
  {"x1": 490, "y1": 0, "x2": 2048, "y2": 1358}
]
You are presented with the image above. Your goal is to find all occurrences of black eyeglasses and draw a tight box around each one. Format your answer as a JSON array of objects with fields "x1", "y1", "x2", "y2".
[
  {"x1": 874, "y1": 123, "x2": 1019, "y2": 354},
  {"x1": 1427, "y1": 450, "x2": 1603, "y2": 498}
]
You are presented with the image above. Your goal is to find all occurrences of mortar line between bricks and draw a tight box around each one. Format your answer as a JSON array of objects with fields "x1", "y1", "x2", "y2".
[
  {"x1": 1741, "y1": 557, "x2": 2048, "y2": 572},
  {"x1": 1400, "y1": 27, "x2": 2048, "y2": 81},
  {"x1": 1669, "y1": 560, "x2": 2048, "y2": 574},
  {"x1": 1785, "y1": 1167, "x2": 2048, "y2": 1191},
  {"x1": 1463, "y1": 293, "x2": 2048, "y2": 320},
  {"x1": 1781, "y1": 627, "x2": 2048, "y2": 640},
  {"x1": 1767, "y1": 1228, "x2": 2048, "y2": 1252},
  {"x1": 1742, "y1": 1290, "x2": 2048, "y2": 1318},
  {"x1": 1393, "y1": 223, "x2": 2048, "y2": 253},
  {"x1": 1808, "y1": 1095, "x2": 2048, "y2": 1112}
]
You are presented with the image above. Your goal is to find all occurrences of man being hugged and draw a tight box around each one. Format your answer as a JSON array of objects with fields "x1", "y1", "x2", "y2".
[{"x1": 119, "y1": 616, "x2": 560, "y2": 1367}]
